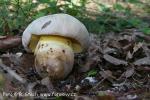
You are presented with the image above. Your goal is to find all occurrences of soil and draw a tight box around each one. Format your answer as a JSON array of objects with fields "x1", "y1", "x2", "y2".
[{"x1": 0, "y1": 29, "x2": 150, "y2": 100}]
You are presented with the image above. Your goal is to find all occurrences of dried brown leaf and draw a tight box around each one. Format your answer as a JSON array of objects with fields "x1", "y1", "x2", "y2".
[
  {"x1": 132, "y1": 42, "x2": 143, "y2": 54},
  {"x1": 0, "y1": 36, "x2": 7, "y2": 39},
  {"x1": 103, "y1": 54, "x2": 128, "y2": 66},
  {"x1": 103, "y1": 47, "x2": 117, "y2": 54},
  {"x1": 0, "y1": 53, "x2": 35, "y2": 78},
  {"x1": 134, "y1": 57, "x2": 150, "y2": 66},
  {"x1": 137, "y1": 66, "x2": 150, "y2": 71},
  {"x1": 109, "y1": 40, "x2": 121, "y2": 50},
  {"x1": 80, "y1": 57, "x2": 98, "y2": 72},
  {"x1": 74, "y1": 96, "x2": 93, "y2": 100},
  {"x1": 124, "y1": 67, "x2": 135, "y2": 78},
  {"x1": 126, "y1": 51, "x2": 133, "y2": 59},
  {"x1": 118, "y1": 38, "x2": 130, "y2": 47},
  {"x1": 142, "y1": 44, "x2": 150, "y2": 57},
  {"x1": 123, "y1": 43, "x2": 134, "y2": 51},
  {"x1": 0, "y1": 36, "x2": 21, "y2": 49},
  {"x1": 78, "y1": 34, "x2": 102, "y2": 72},
  {"x1": 133, "y1": 31, "x2": 150, "y2": 42},
  {"x1": 99, "y1": 70, "x2": 116, "y2": 79},
  {"x1": 97, "y1": 91, "x2": 115, "y2": 100}
]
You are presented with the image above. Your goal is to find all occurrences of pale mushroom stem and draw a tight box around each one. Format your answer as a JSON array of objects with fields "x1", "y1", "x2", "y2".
[{"x1": 34, "y1": 36, "x2": 74, "y2": 79}]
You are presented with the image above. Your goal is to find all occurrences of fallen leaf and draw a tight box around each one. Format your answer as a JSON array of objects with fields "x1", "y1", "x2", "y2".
[
  {"x1": 103, "y1": 47, "x2": 117, "y2": 54},
  {"x1": 0, "y1": 53, "x2": 36, "y2": 81},
  {"x1": 142, "y1": 44, "x2": 150, "y2": 57},
  {"x1": 123, "y1": 43, "x2": 134, "y2": 51},
  {"x1": 103, "y1": 54, "x2": 128, "y2": 66},
  {"x1": 74, "y1": 96, "x2": 93, "y2": 100},
  {"x1": 137, "y1": 66, "x2": 150, "y2": 71},
  {"x1": 133, "y1": 31, "x2": 150, "y2": 42},
  {"x1": 132, "y1": 42, "x2": 143, "y2": 55},
  {"x1": 108, "y1": 40, "x2": 121, "y2": 50},
  {"x1": 118, "y1": 38, "x2": 130, "y2": 47},
  {"x1": 134, "y1": 57, "x2": 150, "y2": 66},
  {"x1": 0, "y1": 36, "x2": 6, "y2": 39},
  {"x1": 99, "y1": 70, "x2": 116, "y2": 79},
  {"x1": 124, "y1": 67, "x2": 135, "y2": 78},
  {"x1": 97, "y1": 91, "x2": 115, "y2": 100},
  {"x1": 0, "y1": 36, "x2": 21, "y2": 50},
  {"x1": 126, "y1": 94, "x2": 137, "y2": 100},
  {"x1": 78, "y1": 34, "x2": 102, "y2": 72},
  {"x1": 126, "y1": 51, "x2": 133, "y2": 59}
]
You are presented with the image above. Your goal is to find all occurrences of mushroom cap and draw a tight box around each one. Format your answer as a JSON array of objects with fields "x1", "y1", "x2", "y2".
[{"x1": 22, "y1": 13, "x2": 90, "y2": 52}]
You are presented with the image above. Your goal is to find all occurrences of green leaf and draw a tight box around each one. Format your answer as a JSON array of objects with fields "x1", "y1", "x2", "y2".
[
  {"x1": 37, "y1": 0, "x2": 51, "y2": 3},
  {"x1": 33, "y1": 12, "x2": 46, "y2": 19},
  {"x1": 113, "y1": 3, "x2": 124, "y2": 11},
  {"x1": 87, "y1": 69, "x2": 97, "y2": 77},
  {"x1": 0, "y1": 73, "x2": 5, "y2": 89},
  {"x1": 128, "y1": 18, "x2": 142, "y2": 27},
  {"x1": 0, "y1": 33, "x2": 5, "y2": 35},
  {"x1": 126, "y1": 0, "x2": 140, "y2": 4},
  {"x1": 141, "y1": 27, "x2": 150, "y2": 35},
  {"x1": 55, "y1": 96, "x2": 62, "y2": 100},
  {"x1": 65, "y1": 8, "x2": 79, "y2": 16},
  {"x1": 98, "y1": 4, "x2": 110, "y2": 12}
]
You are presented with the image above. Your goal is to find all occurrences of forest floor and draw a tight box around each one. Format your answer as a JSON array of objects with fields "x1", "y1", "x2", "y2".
[{"x1": 0, "y1": 28, "x2": 150, "y2": 100}]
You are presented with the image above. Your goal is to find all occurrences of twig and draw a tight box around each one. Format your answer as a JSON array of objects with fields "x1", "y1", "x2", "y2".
[
  {"x1": 0, "y1": 93, "x2": 4, "y2": 100},
  {"x1": 91, "y1": 78, "x2": 105, "y2": 90},
  {"x1": 41, "y1": 77, "x2": 55, "y2": 92},
  {"x1": 0, "y1": 59, "x2": 27, "y2": 84},
  {"x1": 27, "y1": 82, "x2": 38, "y2": 93}
]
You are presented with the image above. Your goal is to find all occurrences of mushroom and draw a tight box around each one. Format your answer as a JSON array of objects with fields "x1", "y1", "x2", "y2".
[{"x1": 22, "y1": 14, "x2": 90, "y2": 79}]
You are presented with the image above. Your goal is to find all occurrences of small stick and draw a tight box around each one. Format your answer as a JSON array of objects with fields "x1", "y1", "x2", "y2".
[
  {"x1": 41, "y1": 77, "x2": 55, "y2": 92},
  {"x1": 0, "y1": 59, "x2": 27, "y2": 84},
  {"x1": 91, "y1": 78, "x2": 105, "y2": 91},
  {"x1": 27, "y1": 82, "x2": 38, "y2": 93}
]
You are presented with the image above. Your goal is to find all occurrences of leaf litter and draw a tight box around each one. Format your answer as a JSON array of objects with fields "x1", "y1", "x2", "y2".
[{"x1": 0, "y1": 29, "x2": 150, "y2": 100}]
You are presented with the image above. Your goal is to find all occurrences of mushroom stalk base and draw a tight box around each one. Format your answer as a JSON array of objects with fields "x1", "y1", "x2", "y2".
[{"x1": 34, "y1": 36, "x2": 74, "y2": 79}]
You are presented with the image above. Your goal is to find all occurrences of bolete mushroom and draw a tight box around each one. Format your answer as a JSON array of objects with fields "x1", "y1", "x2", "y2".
[{"x1": 22, "y1": 14, "x2": 90, "y2": 79}]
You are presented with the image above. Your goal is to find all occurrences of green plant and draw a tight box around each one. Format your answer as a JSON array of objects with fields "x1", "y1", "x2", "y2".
[
  {"x1": 0, "y1": 0, "x2": 87, "y2": 35},
  {"x1": 0, "y1": 0, "x2": 149, "y2": 35},
  {"x1": 87, "y1": 69, "x2": 97, "y2": 77},
  {"x1": 55, "y1": 96, "x2": 62, "y2": 100},
  {"x1": 84, "y1": 0, "x2": 150, "y2": 34}
]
